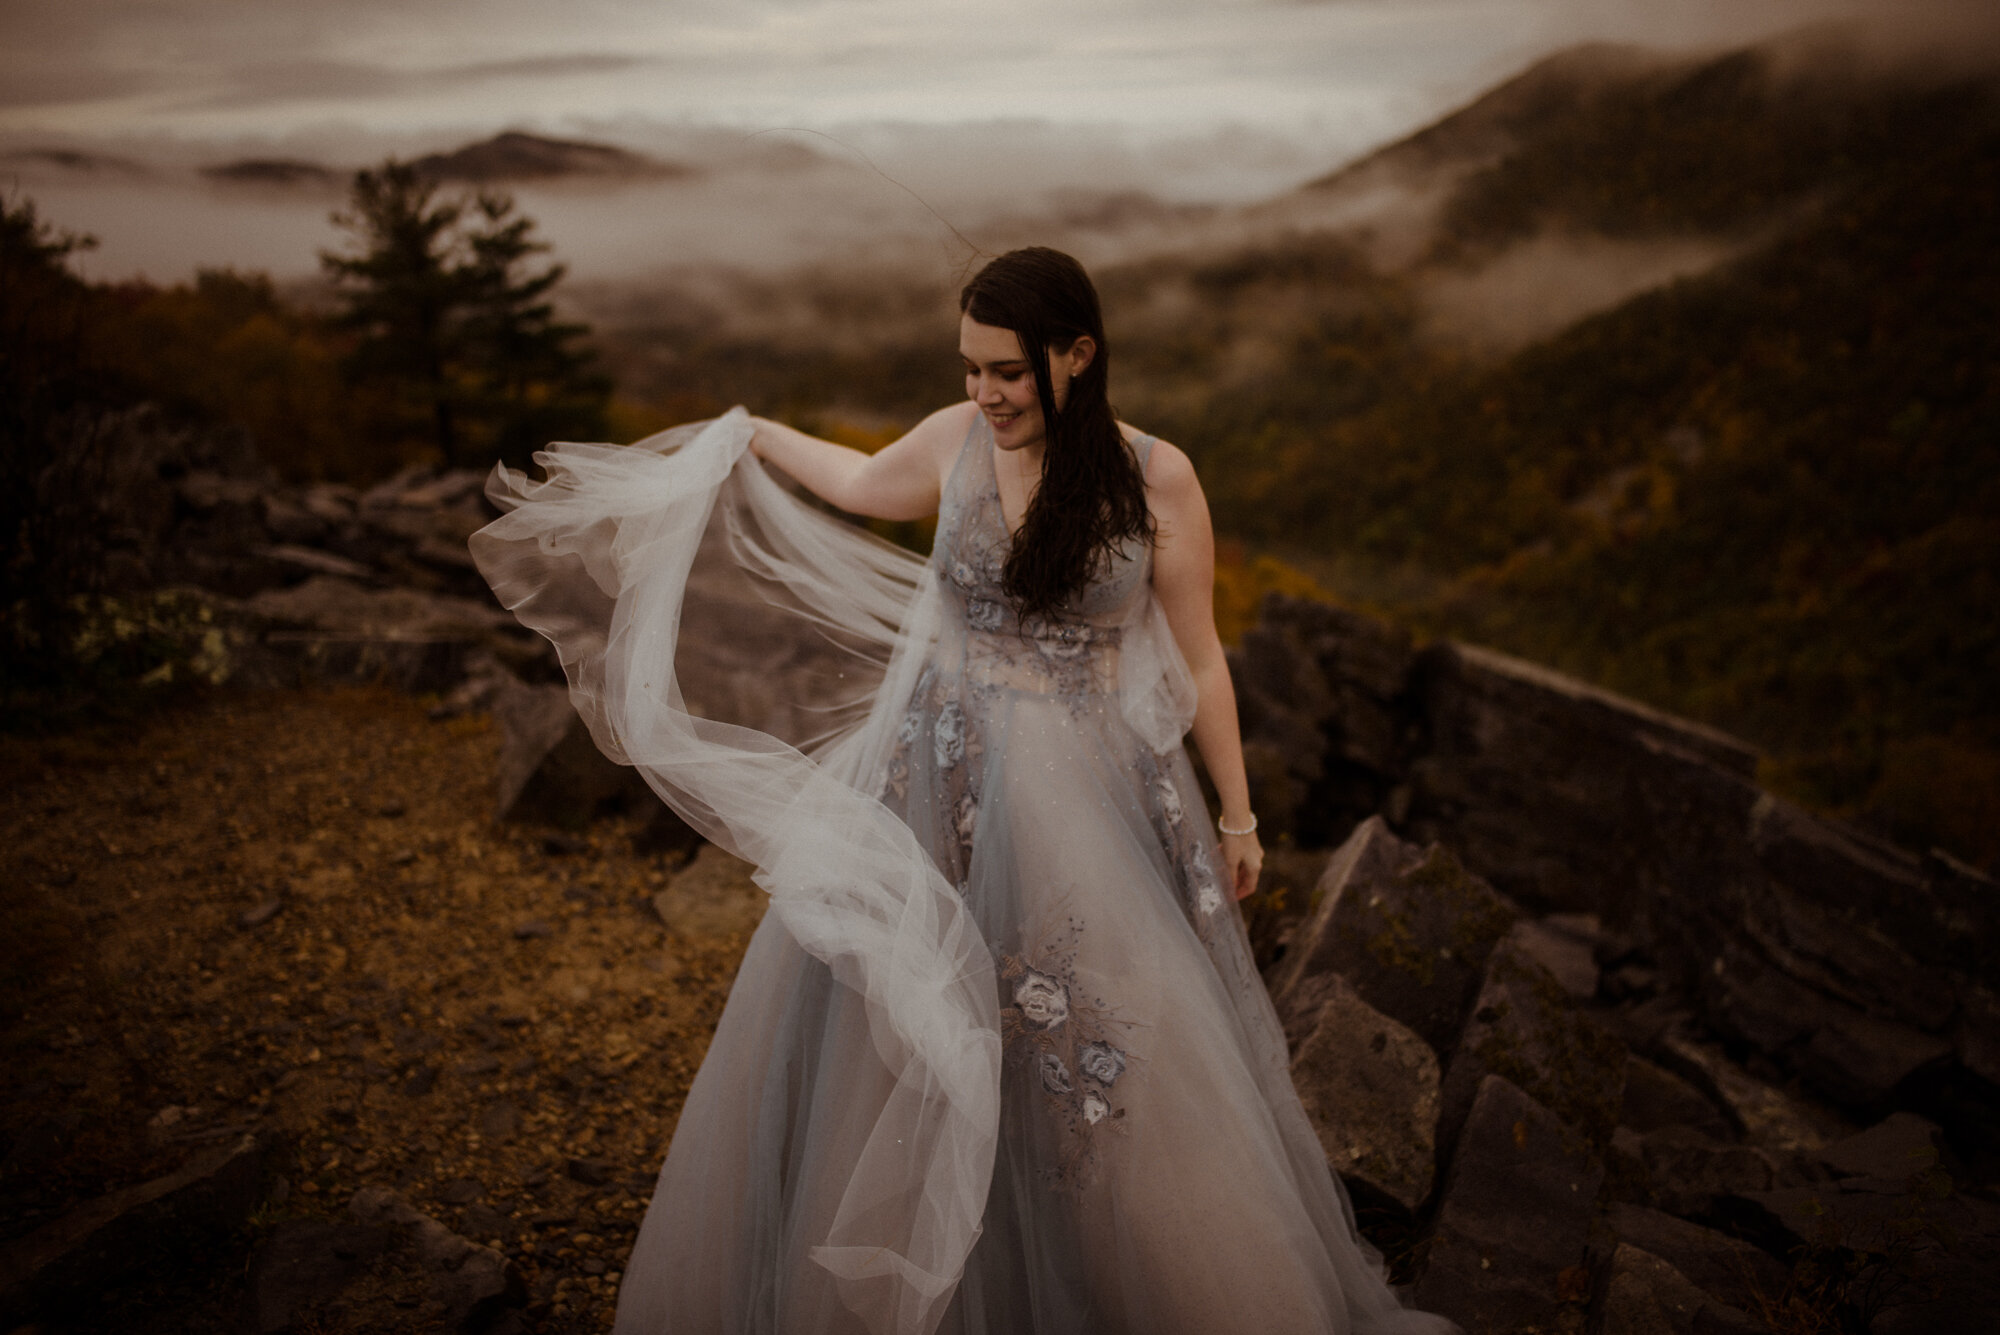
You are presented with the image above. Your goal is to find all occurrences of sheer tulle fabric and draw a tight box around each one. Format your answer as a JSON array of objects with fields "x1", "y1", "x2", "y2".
[
  {"x1": 473, "y1": 409, "x2": 1456, "y2": 1335},
  {"x1": 474, "y1": 411, "x2": 1000, "y2": 1334}
]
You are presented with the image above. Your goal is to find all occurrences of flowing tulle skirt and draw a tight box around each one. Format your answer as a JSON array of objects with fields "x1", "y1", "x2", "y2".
[
  {"x1": 617, "y1": 662, "x2": 1452, "y2": 1334},
  {"x1": 472, "y1": 411, "x2": 1454, "y2": 1335}
]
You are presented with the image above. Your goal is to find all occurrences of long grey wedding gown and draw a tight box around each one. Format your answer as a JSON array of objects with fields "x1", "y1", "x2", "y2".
[{"x1": 472, "y1": 409, "x2": 1455, "y2": 1335}]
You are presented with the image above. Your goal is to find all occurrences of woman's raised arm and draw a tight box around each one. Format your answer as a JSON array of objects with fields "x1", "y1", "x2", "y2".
[{"x1": 749, "y1": 402, "x2": 972, "y2": 521}]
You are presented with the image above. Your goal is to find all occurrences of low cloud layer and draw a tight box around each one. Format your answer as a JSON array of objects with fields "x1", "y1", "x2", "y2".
[{"x1": 5, "y1": 0, "x2": 1965, "y2": 152}]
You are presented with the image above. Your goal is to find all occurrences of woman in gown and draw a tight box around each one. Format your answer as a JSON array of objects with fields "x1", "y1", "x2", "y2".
[{"x1": 473, "y1": 248, "x2": 1455, "y2": 1335}]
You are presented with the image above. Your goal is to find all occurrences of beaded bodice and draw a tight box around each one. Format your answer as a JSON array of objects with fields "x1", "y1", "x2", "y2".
[{"x1": 929, "y1": 415, "x2": 1155, "y2": 697}]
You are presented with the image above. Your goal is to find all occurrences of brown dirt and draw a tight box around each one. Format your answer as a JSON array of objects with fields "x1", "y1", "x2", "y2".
[{"x1": 1, "y1": 685, "x2": 765, "y2": 1332}]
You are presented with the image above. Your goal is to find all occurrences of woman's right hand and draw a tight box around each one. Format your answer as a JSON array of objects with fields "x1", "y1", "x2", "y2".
[
  {"x1": 1220, "y1": 828, "x2": 1264, "y2": 901},
  {"x1": 745, "y1": 416, "x2": 774, "y2": 461}
]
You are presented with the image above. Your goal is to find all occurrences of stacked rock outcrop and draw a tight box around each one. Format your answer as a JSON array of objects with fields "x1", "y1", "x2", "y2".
[
  {"x1": 83, "y1": 414, "x2": 863, "y2": 841},
  {"x1": 1233, "y1": 594, "x2": 1997, "y2": 1140},
  {"x1": 1238, "y1": 594, "x2": 2000, "y2": 1332},
  {"x1": 1270, "y1": 815, "x2": 1998, "y2": 1332}
]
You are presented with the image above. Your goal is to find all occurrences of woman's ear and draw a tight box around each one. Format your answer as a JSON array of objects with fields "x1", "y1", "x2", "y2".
[{"x1": 1062, "y1": 335, "x2": 1097, "y2": 379}]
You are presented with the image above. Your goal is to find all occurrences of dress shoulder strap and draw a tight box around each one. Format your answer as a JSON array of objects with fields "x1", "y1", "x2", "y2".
[{"x1": 940, "y1": 409, "x2": 990, "y2": 507}]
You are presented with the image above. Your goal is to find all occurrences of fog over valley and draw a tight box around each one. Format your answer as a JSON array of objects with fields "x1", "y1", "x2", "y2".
[{"x1": 0, "y1": 120, "x2": 1335, "y2": 288}]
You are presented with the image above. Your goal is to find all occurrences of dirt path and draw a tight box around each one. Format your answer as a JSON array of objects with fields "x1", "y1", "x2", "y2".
[{"x1": 2, "y1": 685, "x2": 765, "y2": 1332}]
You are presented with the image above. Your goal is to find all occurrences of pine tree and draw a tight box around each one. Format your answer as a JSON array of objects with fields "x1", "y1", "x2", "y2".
[
  {"x1": 459, "y1": 191, "x2": 610, "y2": 467},
  {"x1": 321, "y1": 162, "x2": 468, "y2": 462},
  {"x1": 320, "y1": 161, "x2": 607, "y2": 468},
  {"x1": 1, "y1": 195, "x2": 109, "y2": 677}
]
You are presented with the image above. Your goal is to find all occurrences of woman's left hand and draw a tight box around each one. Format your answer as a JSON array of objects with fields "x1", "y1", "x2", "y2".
[{"x1": 1220, "y1": 830, "x2": 1264, "y2": 901}]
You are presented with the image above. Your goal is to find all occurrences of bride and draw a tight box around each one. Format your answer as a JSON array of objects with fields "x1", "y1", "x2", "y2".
[{"x1": 473, "y1": 248, "x2": 1455, "y2": 1335}]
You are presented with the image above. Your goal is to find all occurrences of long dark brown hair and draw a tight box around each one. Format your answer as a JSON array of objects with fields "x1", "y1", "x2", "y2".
[{"x1": 960, "y1": 248, "x2": 1153, "y2": 620}]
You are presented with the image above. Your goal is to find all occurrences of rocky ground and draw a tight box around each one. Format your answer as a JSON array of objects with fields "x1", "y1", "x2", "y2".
[
  {"x1": 1, "y1": 685, "x2": 766, "y2": 1333},
  {"x1": 1252, "y1": 820, "x2": 2000, "y2": 1335},
  {"x1": 8, "y1": 413, "x2": 1997, "y2": 1333}
]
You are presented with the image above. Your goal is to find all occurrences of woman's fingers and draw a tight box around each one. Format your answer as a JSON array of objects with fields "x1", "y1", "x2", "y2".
[{"x1": 1218, "y1": 831, "x2": 1263, "y2": 900}]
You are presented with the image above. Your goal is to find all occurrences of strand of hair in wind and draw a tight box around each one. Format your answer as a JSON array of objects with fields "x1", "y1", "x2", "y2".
[{"x1": 740, "y1": 127, "x2": 989, "y2": 279}]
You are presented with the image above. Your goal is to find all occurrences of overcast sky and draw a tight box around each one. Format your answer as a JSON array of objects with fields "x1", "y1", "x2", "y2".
[{"x1": 0, "y1": 0, "x2": 1939, "y2": 159}]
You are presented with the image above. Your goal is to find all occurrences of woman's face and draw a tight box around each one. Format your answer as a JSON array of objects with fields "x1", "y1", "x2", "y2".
[{"x1": 959, "y1": 314, "x2": 1092, "y2": 454}]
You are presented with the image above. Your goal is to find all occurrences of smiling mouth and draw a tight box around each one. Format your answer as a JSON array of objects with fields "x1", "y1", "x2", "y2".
[{"x1": 988, "y1": 410, "x2": 1022, "y2": 427}]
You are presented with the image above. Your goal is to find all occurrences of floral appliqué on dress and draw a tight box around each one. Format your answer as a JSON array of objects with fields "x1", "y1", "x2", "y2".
[
  {"x1": 997, "y1": 913, "x2": 1138, "y2": 1190},
  {"x1": 881, "y1": 664, "x2": 984, "y2": 885},
  {"x1": 1135, "y1": 747, "x2": 1228, "y2": 930}
]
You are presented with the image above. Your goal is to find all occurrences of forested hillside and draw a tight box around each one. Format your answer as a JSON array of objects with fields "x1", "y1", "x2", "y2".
[{"x1": 1109, "y1": 40, "x2": 2000, "y2": 867}]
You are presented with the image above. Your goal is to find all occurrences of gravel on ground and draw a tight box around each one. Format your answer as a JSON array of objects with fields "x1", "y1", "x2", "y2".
[{"x1": 2, "y1": 684, "x2": 763, "y2": 1332}]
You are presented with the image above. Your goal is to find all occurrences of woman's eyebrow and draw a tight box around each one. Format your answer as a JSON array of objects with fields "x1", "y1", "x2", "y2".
[{"x1": 961, "y1": 355, "x2": 1030, "y2": 369}]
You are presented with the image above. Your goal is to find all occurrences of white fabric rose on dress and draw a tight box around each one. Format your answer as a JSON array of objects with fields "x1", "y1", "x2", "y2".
[
  {"x1": 1189, "y1": 859, "x2": 1224, "y2": 916},
  {"x1": 1082, "y1": 1092, "x2": 1109, "y2": 1125},
  {"x1": 1077, "y1": 1041, "x2": 1126, "y2": 1087},
  {"x1": 1038, "y1": 1051, "x2": 1074, "y2": 1096},
  {"x1": 896, "y1": 709, "x2": 922, "y2": 745},
  {"x1": 950, "y1": 560, "x2": 977, "y2": 589},
  {"x1": 934, "y1": 702, "x2": 965, "y2": 770},
  {"x1": 1033, "y1": 623, "x2": 1090, "y2": 662},
  {"x1": 1012, "y1": 969, "x2": 1069, "y2": 1030},
  {"x1": 965, "y1": 597, "x2": 1004, "y2": 632},
  {"x1": 1155, "y1": 777, "x2": 1185, "y2": 827}
]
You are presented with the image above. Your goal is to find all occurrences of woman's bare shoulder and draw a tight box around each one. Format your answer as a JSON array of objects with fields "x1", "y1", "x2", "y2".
[
  {"x1": 911, "y1": 401, "x2": 979, "y2": 462},
  {"x1": 917, "y1": 400, "x2": 980, "y2": 440},
  {"x1": 1120, "y1": 424, "x2": 1200, "y2": 497}
]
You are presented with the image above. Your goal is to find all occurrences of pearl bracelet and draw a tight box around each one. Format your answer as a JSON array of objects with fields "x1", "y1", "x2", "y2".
[{"x1": 1217, "y1": 813, "x2": 1258, "y2": 837}]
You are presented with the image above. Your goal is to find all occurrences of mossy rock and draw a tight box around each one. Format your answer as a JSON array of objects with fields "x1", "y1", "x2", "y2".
[
  {"x1": 1273, "y1": 816, "x2": 1520, "y2": 1056},
  {"x1": 1437, "y1": 931, "x2": 1628, "y2": 1164}
]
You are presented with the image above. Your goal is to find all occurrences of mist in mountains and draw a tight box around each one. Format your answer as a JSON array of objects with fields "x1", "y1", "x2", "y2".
[
  {"x1": 7, "y1": 20, "x2": 1997, "y2": 867},
  {"x1": 0, "y1": 118, "x2": 1337, "y2": 293}
]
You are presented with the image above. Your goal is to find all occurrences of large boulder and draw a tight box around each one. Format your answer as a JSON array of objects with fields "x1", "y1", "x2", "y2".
[
  {"x1": 1413, "y1": 1075, "x2": 1604, "y2": 1334},
  {"x1": 1652, "y1": 1034, "x2": 1840, "y2": 1155},
  {"x1": 244, "y1": 1218, "x2": 394, "y2": 1334},
  {"x1": 490, "y1": 678, "x2": 704, "y2": 854},
  {"x1": 0, "y1": 1131, "x2": 278, "y2": 1326},
  {"x1": 1636, "y1": 1126, "x2": 1785, "y2": 1218},
  {"x1": 1406, "y1": 638, "x2": 1759, "y2": 919},
  {"x1": 493, "y1": 680, "x2": 650, "y2": 828},
  {"x1": 1229, "y1": 596, "x2": 1416, "y2": 846},
  {"x1": 347, "y1": 1187, "x2": 527, "y2": 1331},
  {"x1": 241, "y1": 1188, "x2": 534, "y2": 1332},
  {"x1": 649, "y1": 844, "x2": 766, "y2": 940},
  {"x1": 1270, "y1": 816, "x2": 1519, "y2": 1056},
  {"x1": 1815, "y1": 1111, "x2": 1949, "y2": 1184},
  {"x1": 1586, "y1": 1244, "x2": 1762, "y2": 1335},
  {"x1": 1619, "y1": 1055, "x2": 1735, "y2": 1141},
  {"x1": 1728, "y1": 1143, "x2": 2000, "y2": 1335},
  {"x1": 1437, "y1": 927, "x2": 1627, "y2": 1160},
  {"x1": 1286, "y1": 974, "x2": 1440, "y2": 1216},
  {"x1": 237, "y1": 575, "x2": 539, "y2": 692},
  {"x1": 1600, "y1": 1203, "x2": 1788, "y2": 1316}
]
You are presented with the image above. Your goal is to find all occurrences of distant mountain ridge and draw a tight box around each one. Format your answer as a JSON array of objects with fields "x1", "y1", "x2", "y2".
[
  {"x1": 200, "y1": 158, "x2": 342, "y2": 188},
  {"x1": 1301, "y1": 42, "x2": 1669, "y2": 199},
  {"x1": 410, "y1": 131, "x2": 690, "y2": 184},
  {"x1": 1269, "y1": 31, "x2": 1993, "y2": 268},
  {"x1": 194, "y1": 131, "x2": 689, "y2": 191},
  {"x1": 0, "y1": 147, "x2": 149, "y2": 177}
]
